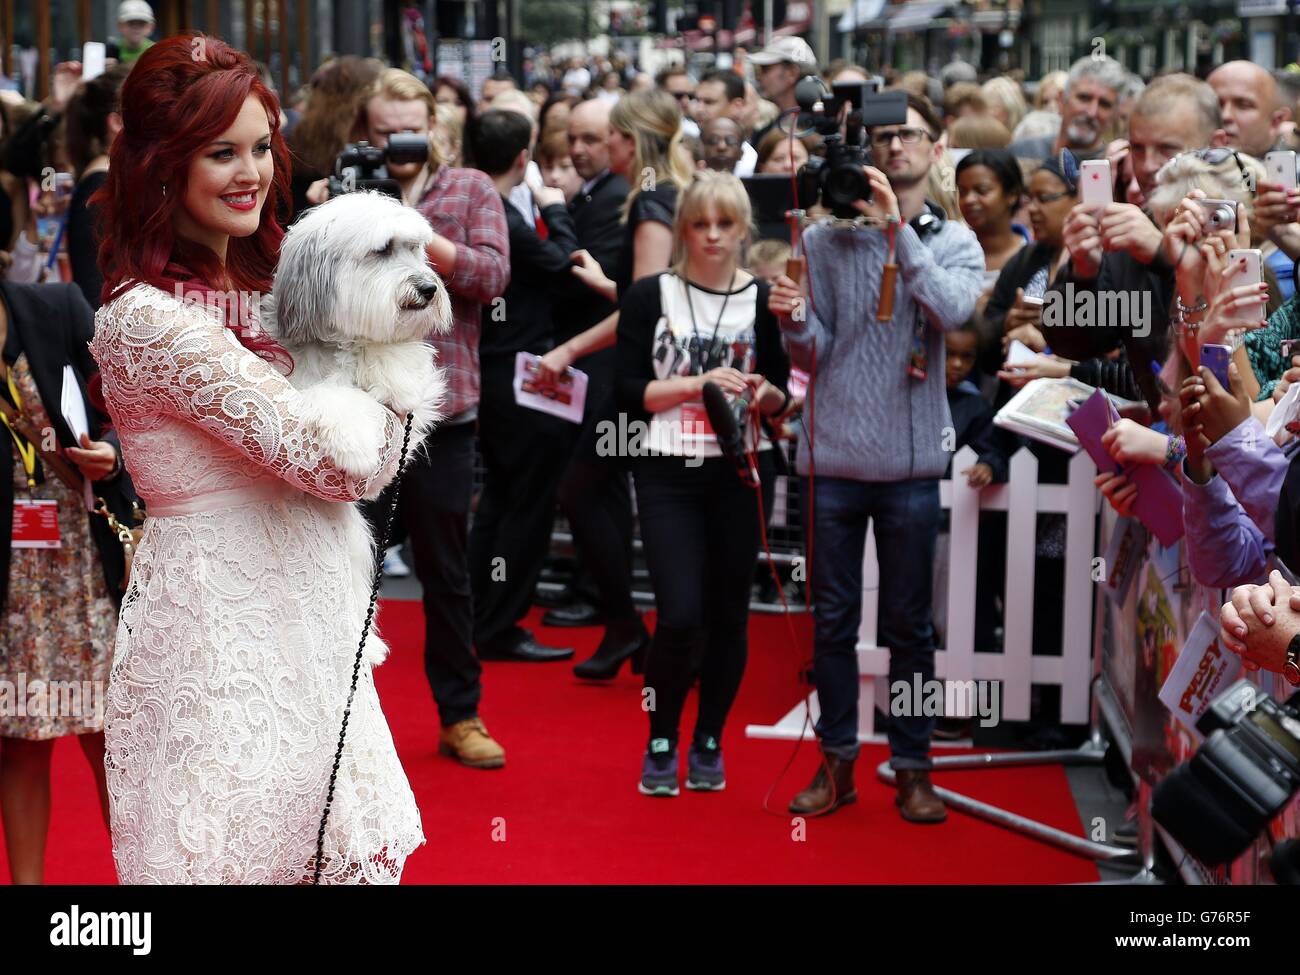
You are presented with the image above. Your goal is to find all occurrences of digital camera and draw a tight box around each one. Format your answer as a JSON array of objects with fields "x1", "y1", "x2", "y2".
[
  {"x1": 1152, "y1": 679, "x2": 1300, "y2": 866},
  {"x1": 328, "y1": 133, "x2": 430, "y2": 200}
]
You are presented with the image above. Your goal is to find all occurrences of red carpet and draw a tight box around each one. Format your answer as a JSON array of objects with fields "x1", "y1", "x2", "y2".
[{"x1": 2, "y1": 601, "x2": 1100, "y2": 884}]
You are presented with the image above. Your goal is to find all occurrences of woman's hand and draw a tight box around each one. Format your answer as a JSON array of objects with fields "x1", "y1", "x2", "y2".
[
  {"x1": 997, "y1": 352, "x2": 1070, "y2": 386},
  {"x1": 1101, "y1": 418, "x2": 1168, "y2": 466},
  {"x1": 1219, "y1": 570, "x2": 1300, "y2": 672},
  {"x1": 1062, "y1": 205, "x2": 1104, "y2": 280},
  {"x1": 1002, "y1": 287, "x2": 1044, "y2": 338},
  {"x1": 569, "y1": 249, "x2": 615, "y2": 297},
  {"x1": 697, "y1": 367, "x2": 749, "y2": 397},
  {"x1": 1094, "y1": 469, "x2": 1138, "y2": 517},
  {"x1": 535, "y1": 344, "x2": 575, "y2": 385},
  {"x1": 1197, "y1": 237, "x2": 1269, "y2": 344},
  {"x1": 1183, "y1": 363, "x2": 1251, "y2": 448},
  {"x1": 1275, "y1": 358, "x2": 1300, "y2": 403},
  {"x1": 65, "y1": 434, "x2": 117, "y2": 481},
  {"x1": 1003, "y1": 324, "x2": 1047, "y2": 354},
  {"x1": 1164, "y1": 190, "x2": 1210, "y2": 296}
]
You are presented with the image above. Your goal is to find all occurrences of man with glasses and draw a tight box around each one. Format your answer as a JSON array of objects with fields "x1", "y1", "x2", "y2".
[
  {"x1": 696, "y1": 69, "x2": 759, "y2": 176},
  {"x1": 1044, "y1": 73, "x2": 1228, "y2": 412},
  {"x1": 657, "y1": 66, "x2": 701, "y2": 138},
  {"x1": 768, "y1": 93, "x2": 985, "y2": 823},
  {"x1": 699, "y1": 117, "x2": 746, "y2": 174}
]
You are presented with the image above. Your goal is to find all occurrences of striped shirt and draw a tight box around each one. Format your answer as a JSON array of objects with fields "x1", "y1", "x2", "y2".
[{"x1": 415, "y1": 165, "x2": 511, "y2": 419}]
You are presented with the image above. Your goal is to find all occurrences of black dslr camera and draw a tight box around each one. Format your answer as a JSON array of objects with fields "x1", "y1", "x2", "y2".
[
  {"x1": 791, "y1": 77, "x2": 908, "y2": 219},
  {"x1": 328, "y1": 132, "x2": 430, "y2": 200},
  {"x1": 1152, "y1": 679, "x2": 1300, "y2": 867}
]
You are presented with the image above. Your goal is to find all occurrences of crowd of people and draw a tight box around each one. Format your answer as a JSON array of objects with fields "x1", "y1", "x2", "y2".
[{"x1": 6, "y1": 0, "x2": 1300, "y2": 883}]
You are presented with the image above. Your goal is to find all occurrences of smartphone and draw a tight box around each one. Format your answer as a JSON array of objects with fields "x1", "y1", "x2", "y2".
[
  {"x1": 1282, "y1": 338, "x2": 1300, "y2": 361},
  {"x1": 1020, "y1": 294, "x2": 1045, "y2": 307},
  {"x1": 82, "y1": 41, "x2": 106, "y2": 82},
  {"x1": 1200, "y1": 343, "x2": 1232, "y2": 390},
  {"x1": 1225, "y1": 247, "x2": 1266, "y2": 324},
  {"x1": 1266, "y1": 150, "x2": 1299, "y2": 191},
  {"x1": 1079, "y1": 159, "x2": 1112, "y2": 212},
  {"x1": 1195, "y1": 198, "x2": 1239, "y2": 235}
]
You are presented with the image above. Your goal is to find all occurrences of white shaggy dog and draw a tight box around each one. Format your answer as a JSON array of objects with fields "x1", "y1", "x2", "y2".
[{"x1": 261, "y1": 191, "x2": 451, "y2": 664}]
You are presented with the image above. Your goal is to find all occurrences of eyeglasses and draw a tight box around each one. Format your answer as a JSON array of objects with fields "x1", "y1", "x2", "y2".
[
  {"x1": 870, "y1": 127, "x2": 933, "y2": 148},
  {"x1": 671, "y1": 91, "x2": 695, "y2": 102},
  {"x1": 703, "y1": 135, "x2": 741, "y2": 148},
  {"x1": 1174, "y1": 147, "x2": 1250, "y2": 189},
  {"x1": 1027, "y1": 190, "x2": 1072, "y2": 205}
]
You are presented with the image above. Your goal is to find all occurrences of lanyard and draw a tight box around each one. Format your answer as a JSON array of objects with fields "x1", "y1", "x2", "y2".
[
  {"x1": 681, "y1": 270, "x2": 736, "y2": 376},
  {"x1": 0, "y1": 363, "x2": 37, "y2": 489}
]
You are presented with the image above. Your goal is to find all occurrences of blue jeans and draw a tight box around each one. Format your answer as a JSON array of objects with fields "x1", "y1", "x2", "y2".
[{"x1": 808, "y1": 476, "x2": 939, "y2": 769}]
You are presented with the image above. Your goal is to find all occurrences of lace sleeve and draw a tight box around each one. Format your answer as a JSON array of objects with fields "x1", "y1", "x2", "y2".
[{"x1": 104, "y1": 287, "x2": 404, "y2": 503}]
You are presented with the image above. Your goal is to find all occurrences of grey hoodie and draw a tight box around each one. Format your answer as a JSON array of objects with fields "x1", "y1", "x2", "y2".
[{"x1": 779, "y1": 212, "x2": 985, "y2": 482}]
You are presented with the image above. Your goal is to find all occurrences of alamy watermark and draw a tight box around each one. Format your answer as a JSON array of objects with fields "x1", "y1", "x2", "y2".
[
  {"x1": 0, "y1": 673, "x2": 104, "y2": 720},
  {"x1": 890, "y1": 675, "x2": 1001, "y2": 727},
  {"x1": 1042, "y1": 285, "x2": 1151, "y2": 339}
]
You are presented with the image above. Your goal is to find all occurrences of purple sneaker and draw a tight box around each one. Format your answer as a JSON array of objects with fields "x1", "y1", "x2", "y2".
[
  {"x1": 638, "y1": 738, "x2": 679, "y2": 796},
  {"x1": 686, "y1": 736, "x2": 726, "y2": 791}
]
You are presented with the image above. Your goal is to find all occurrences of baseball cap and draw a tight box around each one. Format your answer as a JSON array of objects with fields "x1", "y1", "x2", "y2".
[
  {"x1": 749, "y1": 36, "x2": 817, "y2": 69},
  {"x1": 117, "y1": 0, "x2": 155, "y2": 24}
]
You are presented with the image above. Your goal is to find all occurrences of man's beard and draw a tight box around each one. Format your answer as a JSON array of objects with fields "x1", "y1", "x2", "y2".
[{"x1": 1064, "y1": 116, "x2": 1101, "y2": 149}]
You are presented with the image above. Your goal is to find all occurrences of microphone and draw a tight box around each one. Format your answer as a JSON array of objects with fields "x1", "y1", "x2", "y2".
[{"x1": 702, "y1": 380, "x2": 757, "y2": 486}]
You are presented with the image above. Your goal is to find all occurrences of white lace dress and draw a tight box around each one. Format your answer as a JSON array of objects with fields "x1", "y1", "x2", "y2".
[{"x1": 89, "y1": 283, "x2": 425, "y2": 884}]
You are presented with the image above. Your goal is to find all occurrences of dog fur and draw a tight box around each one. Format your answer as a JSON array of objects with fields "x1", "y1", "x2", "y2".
[{"x1": 261, "y1": 191, "x2": 452, "y2": 664}]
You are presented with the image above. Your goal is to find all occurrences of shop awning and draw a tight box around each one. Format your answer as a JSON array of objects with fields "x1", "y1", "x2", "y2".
[
  {"x1": 889, "y1": 1, "x2": 951, "y2": 32},
  {"x1": 838, "y1": 0, "x2": 887, "y2": 32}
]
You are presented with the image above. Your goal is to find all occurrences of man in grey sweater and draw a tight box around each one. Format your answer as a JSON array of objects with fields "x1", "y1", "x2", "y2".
[{"x1": 770, "y1": 93, "x2": 984, "y2": 822}]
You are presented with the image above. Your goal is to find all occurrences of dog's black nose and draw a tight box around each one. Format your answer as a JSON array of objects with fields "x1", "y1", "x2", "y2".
[{"x1": 416, "y1": 282, "x2": 439, "y2": 302}]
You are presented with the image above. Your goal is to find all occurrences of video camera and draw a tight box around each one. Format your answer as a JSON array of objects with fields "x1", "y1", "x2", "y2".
[
  {"x1": 328, "y1": 132, "x2": 429, "y2": 200},
  {"x1": 788, "y1": 76, "x2": 908, "y2": 219},
  {"x1": 1152, "y1": 679, "x2": 1300, "y2": 867}
]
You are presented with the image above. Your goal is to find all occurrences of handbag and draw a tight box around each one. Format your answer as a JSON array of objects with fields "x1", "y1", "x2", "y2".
[{"x1": 0, "y1": 359, "x2": 143, "y2": 590}]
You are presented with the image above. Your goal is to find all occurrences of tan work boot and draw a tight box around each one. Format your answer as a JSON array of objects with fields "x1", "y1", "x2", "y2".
[
  {"x1": 895, "y1": 769, "x2": 947, "y2": 823},
  {"x1": 438, "y1": 717, "x2": 505, "y2": 769}
]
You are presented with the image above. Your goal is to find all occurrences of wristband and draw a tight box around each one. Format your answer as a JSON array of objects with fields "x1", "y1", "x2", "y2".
[
  {"x1": 1286, "y1": 633, "x2": 1300, "y2": 686},
  {"x1": 1163, "y1": 434, "x2": 1186, "y2": 472}
]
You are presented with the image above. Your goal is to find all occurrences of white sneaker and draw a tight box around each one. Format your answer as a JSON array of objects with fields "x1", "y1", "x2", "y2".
[{"x1": 382, "y1": 545, "x2": 411, "y2": 577}]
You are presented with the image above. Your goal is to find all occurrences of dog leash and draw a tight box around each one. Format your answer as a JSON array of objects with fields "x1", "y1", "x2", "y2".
[{"x1": 313, "y1": 411, "x2": 415, "y2": 885}]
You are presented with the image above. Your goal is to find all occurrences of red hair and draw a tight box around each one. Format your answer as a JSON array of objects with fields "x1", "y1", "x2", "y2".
[{"x1": 93, "y1": 33, "x2": 292, "y2": 370}]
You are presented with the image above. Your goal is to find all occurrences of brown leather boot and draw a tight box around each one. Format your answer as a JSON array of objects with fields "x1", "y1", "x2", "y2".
[
  {"x1": 895, "y1": 769, "x2": 947, "y2": 823},
  {"x1": 788, "y1": 753, "x2": 857, "y2": 815}
]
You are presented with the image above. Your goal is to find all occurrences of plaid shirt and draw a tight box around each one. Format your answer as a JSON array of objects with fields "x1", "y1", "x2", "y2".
[{"x1": 415, "y1": 165, "x2": 510, "y2": 418}]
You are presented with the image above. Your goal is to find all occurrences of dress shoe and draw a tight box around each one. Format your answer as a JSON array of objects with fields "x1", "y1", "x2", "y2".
[
  {"x1": 573, "y1": 619, "x2": 650, "y2": 680},
  {"x1": 895, "y1": 769, "x2": 947, "y2": 823},
  {"x1": 478, "y1": 633, "x2": 574, "y2": 662},
  {"x1": 542, "y1": 601, "x2": 605, "y2": 628},
  {"x1": 788, "y1": 753, "x2": 857, "y2": 815},
  {"x1": 438, "y1": 717, "x2": 505, "y2": 769}
]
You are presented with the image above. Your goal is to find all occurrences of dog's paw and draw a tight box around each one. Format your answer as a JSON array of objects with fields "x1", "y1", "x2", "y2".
[{"x1": 298, "y1": 385, "x2": 389, "y2": 478}]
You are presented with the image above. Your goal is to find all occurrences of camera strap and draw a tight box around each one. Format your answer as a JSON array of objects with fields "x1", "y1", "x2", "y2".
[{"x1": 904, "y1": 202, "x2": 946, "y2": 381}]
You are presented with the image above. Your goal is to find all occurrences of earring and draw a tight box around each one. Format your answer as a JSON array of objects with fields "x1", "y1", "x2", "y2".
[{"x1": 162, "y1": 183, "x2": 167, "y2": 196}]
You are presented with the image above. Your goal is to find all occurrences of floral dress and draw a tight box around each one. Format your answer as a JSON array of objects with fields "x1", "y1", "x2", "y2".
[{"x1": 0, "y1": 351, "x2": 116, "y2": 740}]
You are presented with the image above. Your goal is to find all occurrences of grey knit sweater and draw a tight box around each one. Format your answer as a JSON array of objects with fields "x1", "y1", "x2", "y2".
[{"x1": 780, "y1": 214, "x2": 985, "y2": 482}]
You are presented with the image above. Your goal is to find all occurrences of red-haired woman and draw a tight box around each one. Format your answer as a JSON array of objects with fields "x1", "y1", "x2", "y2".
[{"x1": 87, "y1": 35, "x2": 424, "y2": 884}]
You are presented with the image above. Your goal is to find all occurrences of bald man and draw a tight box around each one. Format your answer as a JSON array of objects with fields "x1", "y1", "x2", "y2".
[{"x1": 1208, "y1": 61, "x2": 1290, "y2": 158}]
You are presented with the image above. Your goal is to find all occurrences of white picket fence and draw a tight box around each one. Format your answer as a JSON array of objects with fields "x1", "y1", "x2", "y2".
[{"x1": 746, "y1": 444, "x2": 1100, "y2": 743}]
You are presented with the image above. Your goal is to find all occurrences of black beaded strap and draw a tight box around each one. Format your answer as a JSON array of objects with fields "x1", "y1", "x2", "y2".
[{"x1": 313, "y1": 412, "x2": 415, "y2": 885}]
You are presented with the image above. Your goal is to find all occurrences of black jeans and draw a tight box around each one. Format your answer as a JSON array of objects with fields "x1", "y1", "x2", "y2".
[
  {"x1": 557, "y1": 349, "x2": 638, "y2": 623},
  {"x1": 372, "y1": 420, "x2": 482, "y2": 727},
  {"x1": 633, "y1": 452, "x2": 771, "y2": 749},
  {"x1": 470, "y1": 357, "x2": 574, "y2": 650}
]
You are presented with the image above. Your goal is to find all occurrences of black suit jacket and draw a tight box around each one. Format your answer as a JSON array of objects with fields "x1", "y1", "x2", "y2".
[
  {"x1": 0, "y1": 280, "x2": 137, "y2": 614},
  {"x1": 565, "y1": 171, "x2": 630, "y2": 344}
]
